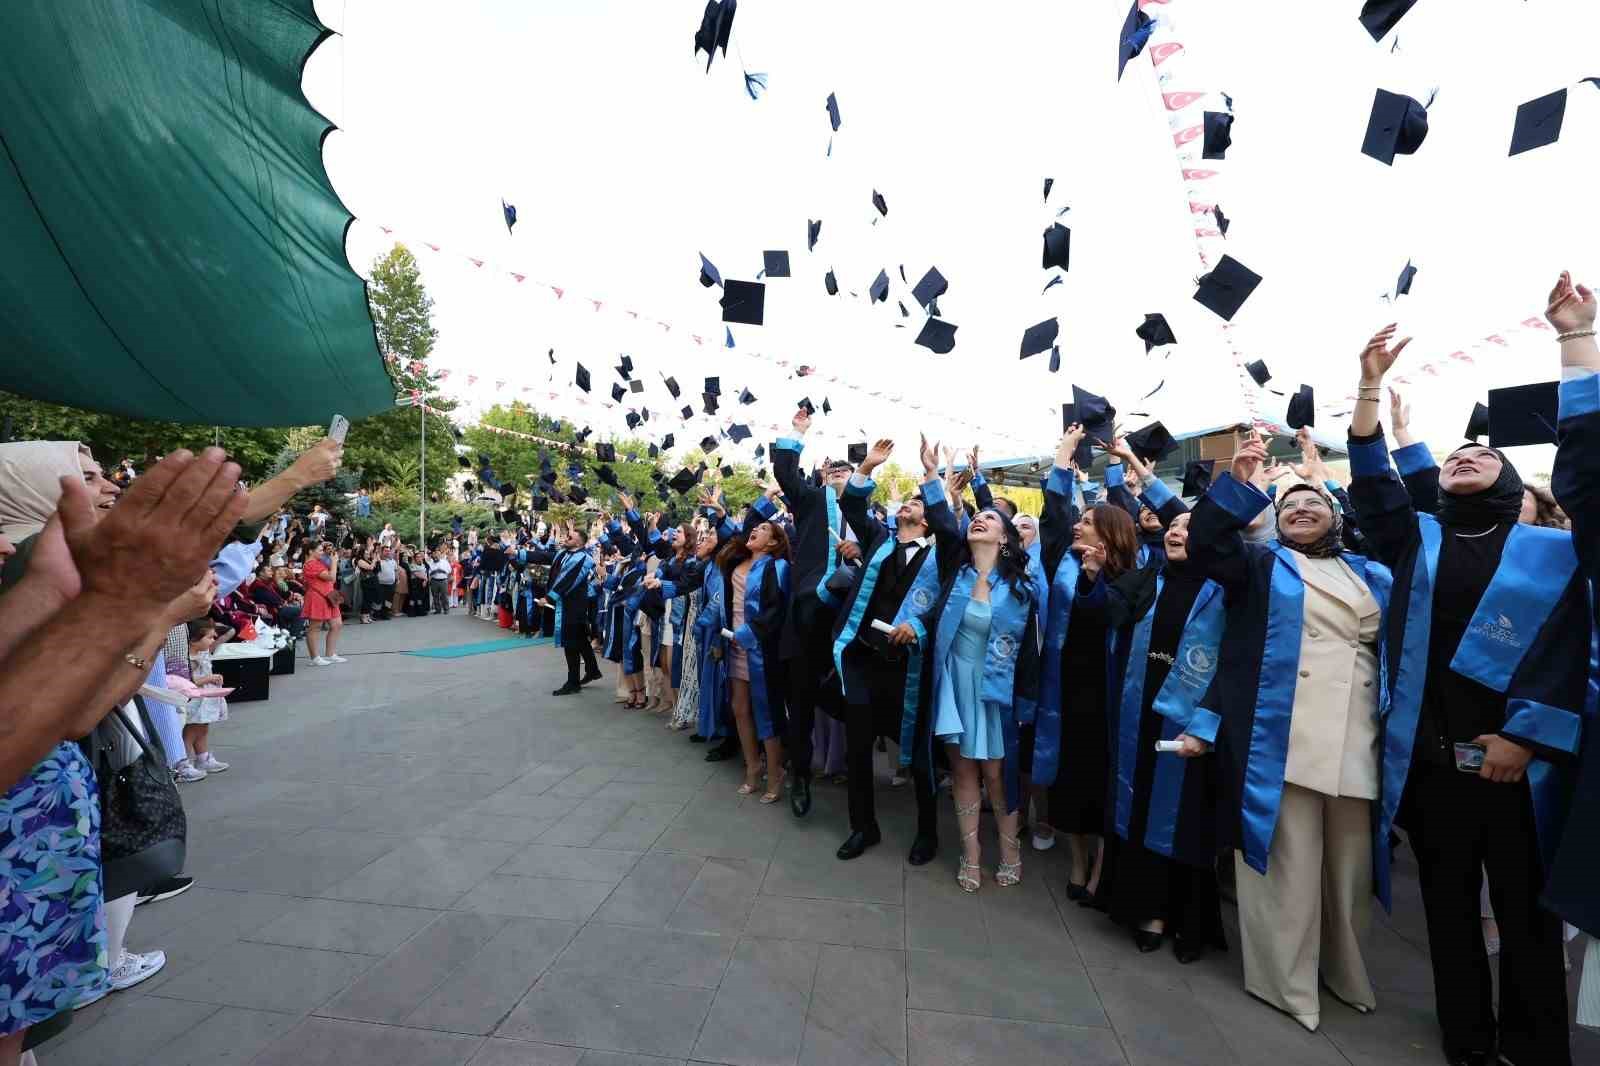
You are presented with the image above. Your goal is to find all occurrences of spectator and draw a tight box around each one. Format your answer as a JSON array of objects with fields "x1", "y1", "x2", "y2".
[
  {"x1": 301, "y1": 541, "x2": 345, "y2": 665},
  {"x1": 337, "y1": 545, "x2": 361, "y2": 620},
  {"x1": 177, "y1": 618, "x2": 231, "y2": 781},
  {"x1": 307, "y1": 503, "x2": 329, "y2": 536},
  {"x1": 406, "y1": 549, "x2": 429, "y2": 616},
  {"x1": 378, "y1": 521, "x2": 397, "y2": 548},
  {"x1": 375, "y1": 545, "x2": 397, "y2": 619},
  {"x1": 429, "y1": 547, "x2": 452, "y2": 614},
  {"x1": 356, "y1": 543, "x2": 379, "y2": 623},
  {"x1": 247, "y1": 562, "x2": 303, "y2": 636},
  {"x1": 355, "y1": 487, "x2": 371, "y2": 518}
]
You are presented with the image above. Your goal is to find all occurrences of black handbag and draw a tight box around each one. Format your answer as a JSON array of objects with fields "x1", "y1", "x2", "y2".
[{"x1": 90, "y1": 698, "x2": 187, "y2": 900}]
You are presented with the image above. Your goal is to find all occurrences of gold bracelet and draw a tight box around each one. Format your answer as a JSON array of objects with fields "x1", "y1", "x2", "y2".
[
  {"x1": 1355, "y1": 397, "x2": 1381, "y2": 404},
  {"x1": 1557, "y1": 328, "x2": 1597, "y2": 342},
  {"x1": 124, "y1": 652, "x2": 148, "y2": 670}
]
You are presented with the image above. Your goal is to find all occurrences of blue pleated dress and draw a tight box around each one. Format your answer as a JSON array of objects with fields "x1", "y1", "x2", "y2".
[{"x1": 933, "y1": 598, "x2": 1005, "y2": 760}]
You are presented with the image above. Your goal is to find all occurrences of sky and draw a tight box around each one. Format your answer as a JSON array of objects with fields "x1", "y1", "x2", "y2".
[{"x1": 302, "y1": 0, "x2": 1600, "y2": 475}]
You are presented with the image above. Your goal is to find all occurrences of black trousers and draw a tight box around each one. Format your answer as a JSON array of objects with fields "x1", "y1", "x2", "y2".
[
  {"x1": 1400, "y1": 761, "x2": 1571, "y2": 1065},
  {"x1": 563, "y1": 641, "x2": 600, "y2": 687},
  {"x1": 843, "y1": 652, "x2": 937, "y2": 842},
  {"x1": 783, "y1": 596, "x2": 836, "y2": 780}
]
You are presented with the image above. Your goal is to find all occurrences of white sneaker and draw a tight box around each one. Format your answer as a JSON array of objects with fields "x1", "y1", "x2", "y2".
[
  {"x1": 107, "y1": 949, "x2": 166, "y2": 991},
  {"x1": 173, "y1": 760, "x2": 207, "y2": 783},
  {"x1": 326, "y1": 655, "x2": 348, "y2": 664},
  {"x1": 310, "y1": 656, "x2": 332, "y2": 666},
  {"x1": 1031, "y1": 829, "x2": 1057, "y2": 851},
  {"x1": 195, "y1": 753, "x2": 230, "y2": 773}
]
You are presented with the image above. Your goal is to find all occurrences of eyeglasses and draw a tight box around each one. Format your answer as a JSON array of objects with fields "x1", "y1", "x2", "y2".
[{"x1": 1279, "y1": 495, "x2": 1330, "y2": 513}]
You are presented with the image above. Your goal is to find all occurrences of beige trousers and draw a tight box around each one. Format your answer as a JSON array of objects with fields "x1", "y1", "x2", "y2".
[{"x1": 1234, "y1": 782, "x2": 1376, "y2": 1028}]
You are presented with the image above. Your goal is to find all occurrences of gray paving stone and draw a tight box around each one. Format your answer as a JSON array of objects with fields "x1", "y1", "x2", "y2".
[
  {"x1": 906, "y1": 1009, "x2": 1127, "y2": 1066},
  {"x1": 746, "y1": 895, "x2": 906, "y2": 949},
  {"x1": 549, "y1": 764, "x2": 623, "y2": 797},
  {"x1": 906, "y1": 948, "x2": 1108, "y2": 1028},
  {"x1": 903, "y1": 867, "x2": 990, "y2": 957},
  {"x1": 154, "y1": 939, "x2": 375, "y2": 1013},
  {"x1": 763, "y1": 829, "x2": 904, "y2": 906},
  {"x1": 252, "y1": 1016, "x2": 483, "y2": 1066},
  {"x1": 798, "y1": 945, "x2": 909, "y2": 1066},
  {"x1": 667, "y1": 856, "x2": 768, "y2": 934},
  {"x1": 551, "y1": 921, "x2": 735, "y2": 988},
  {"x1": 405, "y1": 917, "x2": 580, "y2": 1034},
  {"x1": 454, "y1": 874, "x2": 615, "y2": 922},
  {"x1": 323, "y1": 836, "x2": 519, "y2": 908},
  {"x1": 467, "y1": 1041, "x2": 585, "y2": 1066},
  {"x1": 246, "y1": 897, "x2": 443, "y2": 954},
  {"x1": 592, "y1": 851, "x2": 706, "y2": 927},
  {"x1": 200, "y1": 826, "x2": 403, "y2": 896},
  {"x1": 38, "y1": 993, "x2": 216, "y2": 1066},
  {"x1": 321, "y1": 911, "x2": 509, "y2": 1023},
  {"x1": 496, "y1": 973, "x2": 714, "y2": 1057},
  {"x1": 1090, "y1": 970, "x2": 1233, "y2": 1066},
  {"x1": 131, "y1": 1005, "x2": 301, "y2": 1066},
  {"x1": 692, "y1": 936, "x2": 821, "y2": 1066},
  {"x1": 498, "y1": 844, "x2": 643, "y2": 882}
]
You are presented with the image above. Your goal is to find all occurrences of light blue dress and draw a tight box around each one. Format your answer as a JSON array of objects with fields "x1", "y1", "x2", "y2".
[{"x1": 933, "y1": 598, "x2": 1005, "y2": 760}]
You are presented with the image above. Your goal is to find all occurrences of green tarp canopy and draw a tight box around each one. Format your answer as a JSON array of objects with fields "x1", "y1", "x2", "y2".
[{"x1": 0, "y1": 0, "x2": 394, "y2": 427}]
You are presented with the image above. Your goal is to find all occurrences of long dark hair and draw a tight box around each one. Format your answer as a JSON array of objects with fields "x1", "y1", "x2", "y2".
[
  {"x1": 959, "y1": 508, "x2": 1035, "y2": 605},
  {"x1": 717, "y1": 518, "x2": 791, "y2": 580},
  {"x1": 1085, "y1": 503, "x2": 1138, "y2": 579}
]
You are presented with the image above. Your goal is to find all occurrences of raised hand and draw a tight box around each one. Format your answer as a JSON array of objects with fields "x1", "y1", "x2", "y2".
[
  {"x1": 618, "y1": 493, "x2": 635, "y2": 512},
  {"x1": 1230, "y1": 428, "x2": 1268, "y2": 486},
  {"x1": 967, "y1": 445, "x2": 981, "y2": 476},
  {"x1": 862, "y1": 438, "x2": 894, "y2": 473},
  {"x1": 1546, "y1": 270, "x2": 1597, "y2": 332},
  {"x1": 919, "y1": 434, "x2": 939, "y2": 477},
  {"x1": 1070, "y1": 540, "x2": 1106, "y2": 575},
  {"x1": 1359, "y1": 323, "x2": 1413, "y2": 385},
  {"x1": 792, "y1": 407, "x2": 813, "y2": 434},
  {"x1": 1056, "y1": 423, "x2": 1085, "y2": 470}
]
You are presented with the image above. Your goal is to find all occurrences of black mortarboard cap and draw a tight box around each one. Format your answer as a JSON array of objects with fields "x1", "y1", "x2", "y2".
[
  {"x1": 763, "y1": 250, "x2": 791, "y2": 278},
  {"x1": 568, "y1": 484, "x2": 588, "y2": 504},
  {"x1": 754, "y1": 444, "x2": 765, "y2": 459},
  {"x1": 729, "y1": 423, "x2": 752, "y2": 443},
  {"x1": 1510, "y1": 89, "x2": 1566, "y2": 156},
  {"x1": 719, "y1": 464, "x2": 734, "y2": 478},
  {"x1": 1043, "y1": 177, "x2": 1054, "y2": 203},
  {"x1": 1193, "y1": 255, "x2": 1262, "y2": 320},
  {"x1": 611, "y1": 383, "x2": 626, "y2": 403},
  {"x1": 693, "y1": 0, "x2": 736, "y2": 72},
  {"x1": 575, "y1": 363, "x2": 591, "y2": 392},
  {"x1": 720, "y1": 280, "x2": 765, "y2": 325},
  {"x1": 1072, "y1": 385, "x2": 1117, "y2": 443},
  {"x1": 1464, "y1": 402, "x2": 1490, "y2": 442},
  {"x1": 548, "y1": 487, "x2": 565, "y2": 504},
  {"x1": 502, "y1": 199, "x2": 517, "y2": 233},
  {"x1": 1118, "y1": 2, "x2": 1155, "y2": 80},
  {"x1": 700, "y1": 435, "x2": 719, "y2": 453},
  {"x1": 548, "y1": 348, "x2": 556, "y2": 364},
  {"x1": 738, "y1": 388, "x2": 756, "y2": 405},
  {"x1": 915, "y1": 317, "x2": 958, "y2": 354},
  {"x1": 1359, "y1": 0, "x2": 1417, "y2": 41},
  {"x1": 1041, "y1": 223, "x2": 1071, "y2": 272},
  {"x1": 1361, "y1": 89, "x2": 1429, "y2": 165},
  {"x1": 1396, "y1": 260, "x2": 1417, "y2": 297},
  {"x1": 596, "y1": 442, "x2": 616, "y2": 463},
  {"x1": 664, "y1": 376, "x2": 681, "y2": 399},
  {"x1": 821, "y1": 397, "x2": 832, "y2": 415},
  {"x1": 1135, "y1": 313, "x2": 1177, "y2": 352},
  {"x1": 1286, "y1": 384, "x2": 1315, "y2": 429},
  {"x1": 1487, "y1": 381, "x2": 1559, "y2": 446},
  {"x1": 619, "y1": 354, "x2": 633, "y2": 375},
  {"x1": 807, "y1": 219, "x2": 821, "y2": 251},
  {"x1": 1049, "y1": 346, "x2": 1062, "y2": 373},
  {"x1": 704, "y1": 375, "x2": 721, "y2": 396},
  {"x1": 680, "y1": 404, "x2": 694, "y2": 420},
  {"x1": 1125, "y1": 421, "x2": 1178, "y2": 462},
  {"x1": 847, "y1": 443, "x2": 869, "y2": 465},
  {"x1": 913, "y1": 267, "x2": 948, "y2": 309},
  {"x1": 702, "y1": 393, "x2": 720, "y2": 415},
  {"x1": 871, "y1": 190, "x2": 888, "y2": 217},
  {"x1": 826, "y1": 93, "x2": 841, "y2": 131},
  {"x1": 1059, "y1": 404, "x2": 1094, "y2": 467},
  {"x1": 1244, "y1": 359, "x2": 1271, "y2": 387},
  {"x1": 1181, "y1": 460, "x2": 1215, "y2": 497},
  {"x1": 898, "y1": 301, "x2": 910, "y2": 318},
  {"x1": 699, "y1": 253, "x2": 723, "y2": 288},
  {"x1": 596, "y1": 464, "x2": 619, "y2": 488},
  {"x1": 648, "y1": 443, "x2": 659, "y2": 459},
  {"x1": 798, "y1": 397, "x2": 815, "y2": 415},
  {"x1": 533, "y1": 495, "x2": 548, "y2": 511},
  {"x1": 1020, "y1": 317, "x2": 1060, "y2": 359},
  {"x1": 457, "y1": 455, "x2": 471, "y2": 469},
  {"x1": 662, "y1": 433, "x2": 675, "y2": 449},
  {"x1": 824, "y1": 270, "x2": 838, "y2": 295},
  {"x1": 870, "y1": 270, "x2": 890, "y2": 304},
  {"x1": 669, "y1": 468, "x2": 698, "y2": 494},
  {"x1": 1202, "y1": 112, "x2": 1233, "y2": 159},
  {"x1": 1212, "y1": 205, "x2": 1230, "y2": 237}
]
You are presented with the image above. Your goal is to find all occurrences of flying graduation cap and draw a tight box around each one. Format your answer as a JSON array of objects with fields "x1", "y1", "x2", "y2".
[
  {"x1": 1286, "y1": 384, "x2": 1315, "y2": 429},
  {"x1": 611, "y1": 383, "x2": 626, "y2": 403},
  {"x1": 700, "y1": 435, "x2": 720, "y2": 453},
  {"x1": 871, "y1": 190, "x2": 888, "y2": 217},
  {"x1": 595, "y1": 442, "x2": 616, "y2": 463},
  {"x1": 693, "y1": 0, "x2": 736, "y2": 72},
  {"x1": 662, "y1": 433, "x2": 675, "y2": 449},
  {"x1": 720, "y1": 280, "x2": 765, "y2": 324},
  {"x1": 1244, "y1": 359, "x2": 1272, "y2": 387},
  {"x1": 1510, "y1": 89, "x2": 1566, "y2": 156},
  {"x1": 457, "y1": 455, "x2": 471, "y2": 469},
  {"x1": 763, "y1": 251, "x2": 791, "y2": 278},
  {"x1": 1359, "y1": 0, "x2": 1416, "y2": 40},
  {"x1": 825, "y1": 93, "x2": 841, "y2": 131},
  {"x1": 1487, "y1": 381, "x2": 1560, "y2": 446},
  {"x1": 912, "y1": 267, "x2": 948, "y2": 309},
  {"x1": 915, "y1": 318, "x2": 958, "y2": 354},
  {"x1": 698, "y1": 253, "x2": 723, "y2": 288},
  {"x1": 1193, "y1": 255, "x2": 1262, "y2": 320},
  {"x1": 681, "y1": 404, "x2": 694, "y2": 420},
  {"x1": 1181, "y1": 460, "x2": 1215, "y2": 497},
  {"x1": 1041, "y1": 223, "x2": 1071, "y2": 271},
  {"x1": 596, "y1": 464, "x2": 619, "y2": 488},
  {"x1": 575, "y1": 363, "x2": 592, "y2": 392},
  {"x1": 807, "y1": 219, "x2": 821, "y2": 251},
  {"x1": 1395, "y1": 260, "x2": 1417, "y2": 298},
  {"x1": 824, "y1": 270, "x2": 839, "y2": 296},
  {"x1": 1125, "y1": 421, "x2": 1178, "y2": 462},
  {"x1": 1212, "y1": 205, "x2": 1230, "y2": 237},
  {"x1": 664, "y1": 376, "x2": 681, "y2": 399},
  {"x1": 1135, "y1": 313, "x2": 1177, "y2": 352},
  {"x1": 1202, "y1": 112, "x2": 1233, "y2": 159},
  {"x1": 1020, "y1": 318, "x2": 1059, "y2": 358},
  {"x1": 1118, "y1": 1, "x2": 1156, "y2": 80},
  {"x1": 1464, "y1": 401, "x2": 1490, "y2": 442},
  {"x1": 1071, "y1": 385, "x2": 1117, "y2": 446},
  {"x1": 797, "y1": 397, "x2": 815, "y2": 415},
  {"x1": 728, "y1": 423, "x2": 753, "y2": 443},
  {"x1": 1049, "y1": 346, "x2": 1062, "y2": 373},
  {"x1": 1361, "y1": 88, "x2": 1430, "y2": 165},
  {"x1": 869, "y1": 270, "x2": 890, "y2": 303},
  {"x1": 501, "y1": 199, "x2": 517, "y2": 234},
  {"x1": 668, "y1": 468, "x2": 699, "y2": 494},
  {"x1": 738, "y1": 387, "x2": 757, "y2": 405},
  {"x1": 847, "y1": 443, "x2": 869, "y2": 465}
]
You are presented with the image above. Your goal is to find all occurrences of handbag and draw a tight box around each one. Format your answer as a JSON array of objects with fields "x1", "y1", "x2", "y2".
[
  {"x1": 323, "y1": 588, "x2": 345, "y2": 608},
  {"x1": 90, "y1": 698, "x2": 187, "y2": 901}
]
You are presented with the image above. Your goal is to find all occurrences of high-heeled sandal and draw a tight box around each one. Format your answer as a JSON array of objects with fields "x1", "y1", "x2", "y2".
[
  {"x1": 760, "y1": 772, "x2": 786, "y2": 804},
  {"x1": 736, "y1": 782, "x2": 758, "y2": 795},
  {"x1": 955, "y1": 802, "x2": 981, "y2": 893},
  {"x1": 996, "y1": 834, "x2": 1023, "y2": 887}
]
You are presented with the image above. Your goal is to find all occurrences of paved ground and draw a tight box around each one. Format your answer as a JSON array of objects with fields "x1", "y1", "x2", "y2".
[{"x1": 46, "y1": 614, "x2": 1597, "y2": 1066}]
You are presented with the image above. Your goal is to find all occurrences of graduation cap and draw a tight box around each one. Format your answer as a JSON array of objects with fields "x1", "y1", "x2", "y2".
[
  {"x1": 763, "y1": 250, "x2": 791, "y2": 278},
  {"x1": 575, "y1": 363, "x2": 592, "y2": 392},
  {"x1": 1202, "y1": 112, "x2": 1233, "y2": 159},
  {"x1": 729, "y1": 423, "x2": 753, "y2": 443},
  {"x1": 662, "y1": 433, "x2": 675, "y2": 449},
  {"x1": 1019, "y1": 317, "x2": 1060, "y2": 358},
  {"x1": 680, "y1": 404, "x2": 694, "y2": 420},
  {"x1": 704, "y1": 375, "x2": 721, "y2": 397},
  {"x1": 548, "y1": 487, "x2": 566, "y2": 504},
  {"x1": 847, "y1": 442, "x2": 869, "y2": 465},
  {"x1": 1510, "y1": 89, "x2": 1566, "y2": 156},
  {"x1": 1212, "y1": 205, "x2": 1230, "y2": 237},
  {"x1": 625, "y1": 379, "x2": 643, "y2": 396},
  {"x1": 596, "y1": 464, "x2": 619, "y2": 488},
  {"x1": 663, "y1": 376, "x2": 681, "y2": 400},
  {"x1": 611, "y1": 383, "x2": 627, "y2": 403},
  {"x1": 548, "y1": 348, "x2": 556, "y2": 365},
  {"x1": 568, "y1": 484, "x2": 589, "y2": 505},
  {"x1": 596, "y1": 442, "x2": 617, "y2": 463},
  {"x1": 1042, "y1": 275, "x2": 1063, "y2": 295},
  {"x1": 1181, "y1": 460, "x2": 1216, "y2": 497},
  {"x1": 1125, "y1": 421, "x2": 1178, "y2": 462},
  {"x1": 693, "y1": 0, "x2": 736, "y2": 72},
  {"x1": 457, "y1": 455, "x2": 471, "y2": 469},
  {"x1": 1135, "y1": 313, "x2": 1177, "y2": 352},
  {"x1": 718, "y1": 464, "x2": 734, "y2": 478},
  {"x1": 871, "y1": 190, "x2": 888, "y2": 217},
  {"x1": 1041, "y1": 223, "x2": 1071, "y2": 272},
  {"x1": 700, "y1": 435, "x2": 720, "y2": 453},
  {"x1": 915, "y1": 317, "x2": 958, "y2": 354},
  {"x1": 703, "y1": 392, "x2": 720, "y2": 415},
  {"x1": 1118, "y1": 1, "x2": 1156, "y2": 80},
  {"x1": 1359, "y1": 0, "x2": 1416, "y2": 40},
  {"x1": 1072, "y1": 385, "x2": 1117, "y2": 445},
  {"x1": 533, "y1": 495, "x2": 549, "y2": 512},
  {"x1": 1058, "y1": 405, "x2": 1095, "y2": 467},
  {"x1": 698, "y1": 253, "x2": 723, "y2": 288},
  {"x1": 797, "y1": 397, "x2": 816, "y2": 415},
  {"x1": 1244, "y1": 359, "x2": 1272, "y2": 387},
  {"x1": 807, "y1": 219, "x2": 821, "y2": 251},
  {"x1": 898, "y1": 300, "x2": 910, "y2": 318},
  {"x1": 648, "y1": 443, "x2": 659, "y2": 459},
  {"x1": 1193, "y1": 255, "x2": 1262, "y2": 321},
  {"x1": 1464, "y1": 401, "x2": 1490, "y2": 442},
  {"x1": 1396, "y1": 260, "x2": 1417, "y2": 298},
  {"x1": 501, "y1": 199, "x2": 517, "y2": 234},
  {"x1": 826, "y1": 92, "x2": 841, "y2": 131},
  {"x1": 754, "y1": 444, "x2": 765, "y2": 460},
  {"x1": 912, "y1": 267, "x2": 948, "y2": 309},
  {"x1": 738, "y1": 387, "x2": 757, "y2": 405},
  {"x1": 720, "y1": 280, "x2": 765, "y2": 325},
  {"x1": 821, "y1": 397, "x2": 832, "y2": 415},
  {"x1": 1043, "y1": 177, "x2": 1054, "y2": 203},
  {"x1": 1361, "y1": 89, "x2": 1430, "y2": 165},
  {"x1": 824, "y1": 270, "x2": 839, "y2": 296},
  {"x1": 618, "y1": 354, "x2": 633, "y2": 376},
  {"x1": 1049, "y1": 346, "x2": 1062, "y2": 373},
  {"x1": 869, "y1": 270, "x2": 890, "y2": 303},
  {"x1": 1487, "y1": 381, "x2": 1559, "y2": 446},
  {"x1": 1286, "y1": 384, "x2": 1315, "y2": 429}
]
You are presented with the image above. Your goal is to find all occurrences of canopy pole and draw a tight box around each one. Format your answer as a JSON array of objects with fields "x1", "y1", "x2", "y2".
[{"x1": 418, "y1": 403, "x2": 426, "y2": 542}]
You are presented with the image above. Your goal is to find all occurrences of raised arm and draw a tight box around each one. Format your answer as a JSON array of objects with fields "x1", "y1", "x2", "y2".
[
  {"x1": 1184, "y1": 432, "x2": 1270, "y2": 595},
  {"x1": 1345, "y1": 327, "x2": 1425, "y2": 568},
  {"x1": 1548, "y1": 271, "x2": 1600, "y2": 584},
  {"x1": 771, "y1": 408, "x2": 818, "y2": 522},
  {"x1": 1040, "y1": 426, "x2": 1086, "y2": 579},
  {"x1": 918, "y1": 436, "x2": 965, "y2": 580},
  {"x1": 842, "y1": 439, "x2": 893, "y2": 555},
  {"x1": 1386, "y1": 388, "x2": 1441, "y2": 515},
  {"x1": 967, "y1": 445, "x2": 996, "y2": 513}
]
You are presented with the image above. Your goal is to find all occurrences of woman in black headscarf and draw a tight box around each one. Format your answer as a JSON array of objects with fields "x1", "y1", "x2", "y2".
[{"x1": 1348, "y1": 321, "x2": 1592, "y2": 1066}]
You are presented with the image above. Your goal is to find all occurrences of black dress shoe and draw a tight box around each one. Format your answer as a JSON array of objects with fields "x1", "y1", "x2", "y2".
[
  {"x1": 1134, "y1": 930, "x2": 1164, "y2": 953},
  {"x1": 1172, "y1": 938, "x2": 1206, "y2": 965},
  {"x1": 790, "y1": 775, "x2": 813, "y2": 818},
  {"x1": 552, "y1": 683, "x2": 582, "y2": 696},
  {"x1": 705, "y1": 744, "x2": 737, "y2": 762},
  {"x1": 836, "y1": 827, "x2": 881, "y2": 861},
  {"x1": 580, "y1": 669, "x2": 604, "y2": 684},
  {"x1": 1064, "y1": 882, "x2": 1090, "y2": 902},
  {"x1": 688, "y1": 733, "x2": 706, "y2": 743},
  {"x1": 907, "y1": 834, "x2": 939, "y2": 866}
]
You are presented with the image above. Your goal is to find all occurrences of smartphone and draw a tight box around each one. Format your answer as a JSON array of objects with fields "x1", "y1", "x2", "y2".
[
  {"x1": 1453, "y1": 742, "x2": 1486, "y2": 774},
  {"x1": 329, "y1": 414, "x2": 350, "y2": 444}
]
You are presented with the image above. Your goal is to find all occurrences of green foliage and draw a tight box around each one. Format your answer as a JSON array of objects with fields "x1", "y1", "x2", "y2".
[
  {"x1": 868, "y1": 462, "x2": 922, "y2": 506},
  {"x1": 356, "y1": 500, "x2": 496, "y2": 545},
  {"x1": 369, "y1": 245, "x2": 438, "y2": 364},
  {"x1": 265, "y1": 445, "x2": 360, "y2": 524}
]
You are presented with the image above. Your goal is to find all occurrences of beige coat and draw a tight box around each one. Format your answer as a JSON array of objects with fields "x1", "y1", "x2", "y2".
[{"x1": 1281, "y1": 554, "x2": 1382, "y2": 800}]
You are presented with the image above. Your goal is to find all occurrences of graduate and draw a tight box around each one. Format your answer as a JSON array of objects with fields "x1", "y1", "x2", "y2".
[
  {"x1": 1347, "y1": 304, "x2": 1593, "y2": 1066},
  {"x1": 1185, "y1": 427, "x2": 1396, "y2": 1033},
  {"x1": 531, "y1": 520, "x2": 601, "y2": 696},
  {"x1": 827, "y1": 434, "x2": 963, "y2": 865}
]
